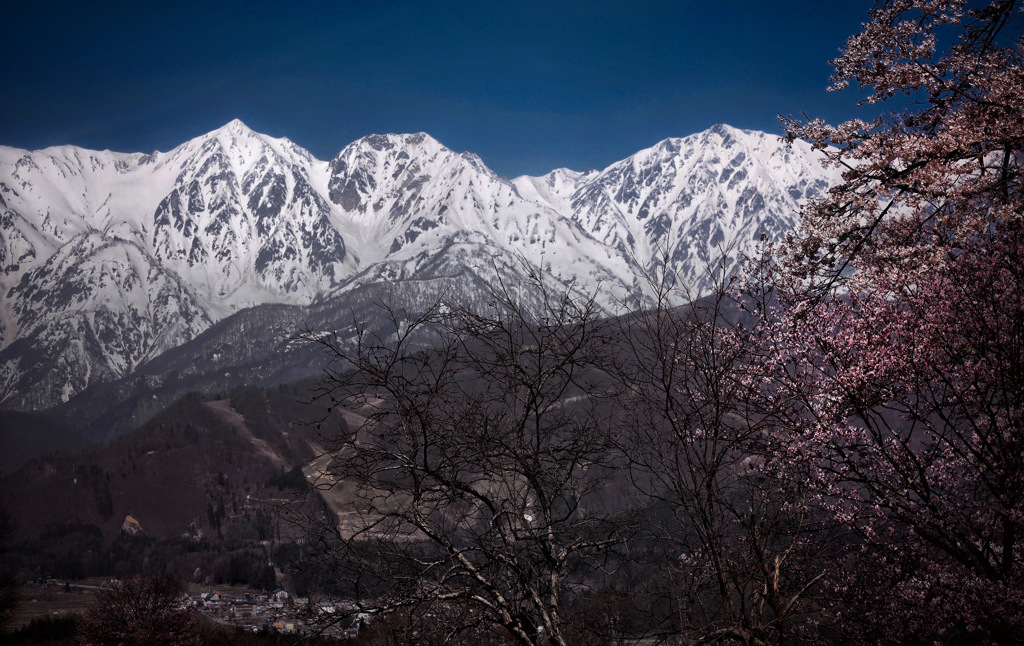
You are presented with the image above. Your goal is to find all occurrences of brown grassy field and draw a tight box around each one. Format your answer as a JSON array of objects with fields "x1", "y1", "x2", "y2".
[{"x1": 6, "y1": 580, "x2": 101, "y2": 630}]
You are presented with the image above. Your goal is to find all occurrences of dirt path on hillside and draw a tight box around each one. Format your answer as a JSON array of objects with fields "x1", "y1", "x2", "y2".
[
  {"x1": 298, "y1": 405, "x2": 400, "y2": 539},
  {"x1": 204, "y1": 399, "x2": 287, "y2": 468}
]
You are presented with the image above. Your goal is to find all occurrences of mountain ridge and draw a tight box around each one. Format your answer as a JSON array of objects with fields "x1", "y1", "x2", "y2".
[{"x1": 0, "y1": 121, "x2": 840, "y2": 412}]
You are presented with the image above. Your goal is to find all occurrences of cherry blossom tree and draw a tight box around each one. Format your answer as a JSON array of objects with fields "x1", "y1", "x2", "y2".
[{"x1": 765, "y1": 1, "x2": 1024, "y2": 642}]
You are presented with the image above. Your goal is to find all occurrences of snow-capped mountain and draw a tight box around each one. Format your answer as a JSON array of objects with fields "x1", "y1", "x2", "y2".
[
  {"x1": 565, "y1": 125, "x2": 834, "y2": 291},
  {"x1": 0, "y1": 121, "x2": 840, "y2": 411}
]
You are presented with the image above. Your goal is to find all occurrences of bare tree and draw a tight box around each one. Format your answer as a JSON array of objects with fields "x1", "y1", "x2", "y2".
[
  {"x1": 295, "y1": 266, "x2": 635, "y2": 646},
  {"x1": 77, "y1": 574, "x2": 200, "y2": 646},
  {"x1": 614, "y1": 258, "x2": 833, "y2": 646}
]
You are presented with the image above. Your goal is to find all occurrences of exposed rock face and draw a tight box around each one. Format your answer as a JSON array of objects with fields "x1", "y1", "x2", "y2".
[{"x1": 121, "y1": 514, "x2": 143, "y2": 536}]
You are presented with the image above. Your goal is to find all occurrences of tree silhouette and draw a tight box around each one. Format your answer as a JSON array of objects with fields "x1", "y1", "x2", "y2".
[
  {"x1": 295, "y1": 266, "x2": 634, "y2": 646},
  {"x1": 617, "y1": 261, "x2": 836, "y2": 646},
  {"x1": 77, "y1": 574, "x2": 200, "y2": 646},
  {"x1": 0, "y1": 507, "x2": 18, "y2": 632}
]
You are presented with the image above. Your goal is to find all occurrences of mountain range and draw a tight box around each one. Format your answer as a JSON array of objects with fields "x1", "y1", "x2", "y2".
[{"x1": 0, "y1": 120, "x2": 838, "y2": 429}]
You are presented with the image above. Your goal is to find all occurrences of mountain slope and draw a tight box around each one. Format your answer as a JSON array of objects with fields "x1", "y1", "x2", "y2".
[{"x1": 0, "y1": 385, "x2": 331, "y2": 544}]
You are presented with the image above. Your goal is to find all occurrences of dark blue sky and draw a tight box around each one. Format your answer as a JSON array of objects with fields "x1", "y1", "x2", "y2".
[{"x1": 3, "y1": 1, "x2": 871, "y2": 177}]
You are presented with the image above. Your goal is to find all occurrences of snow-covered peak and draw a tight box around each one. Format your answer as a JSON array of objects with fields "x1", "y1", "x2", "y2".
[
  {"x1": 326, "y1": 131, "x2": 495, "y2": 222},
  {"x1": 562, "y1": 126, "x2": 838, "y2": 293},
  {"x1": 328, "y1": 133, "x2": 457, "y2": 184},
  {"x1": 327, "y1": 132, "x2": 456, "y2": 178},
  {"x1": 348, "y1": 131, "x2": 443, "y2": 152},
  {"x1": 165, "y1": 119, "x2": 311, "y2": 179},
  {"x1": 217, "y1": 117, "x2": 252, "y2": 134}
]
